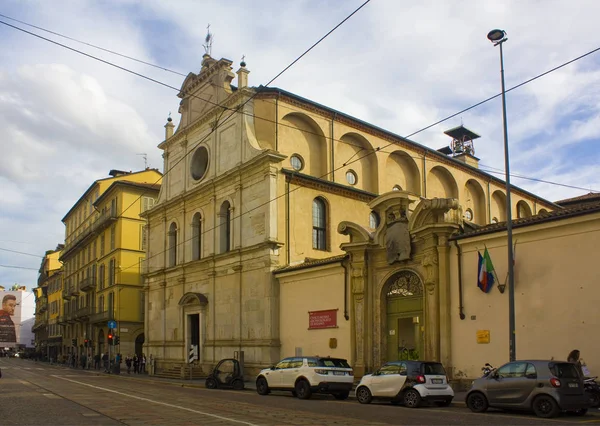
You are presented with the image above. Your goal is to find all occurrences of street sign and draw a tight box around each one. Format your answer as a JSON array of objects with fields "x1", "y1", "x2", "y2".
[{"x1": 108, "y1": 320, "x2": 117, "y2": 329}]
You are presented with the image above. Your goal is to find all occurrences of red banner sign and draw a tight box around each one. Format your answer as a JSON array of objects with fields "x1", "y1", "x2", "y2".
[{"x1": 309, "y1": 309, "x2": 338, "y2": 329}]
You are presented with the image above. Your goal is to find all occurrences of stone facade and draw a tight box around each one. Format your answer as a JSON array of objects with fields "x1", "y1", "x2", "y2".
[{"x1": 144, "y1": 53, "x2": 557, "y2": 377}]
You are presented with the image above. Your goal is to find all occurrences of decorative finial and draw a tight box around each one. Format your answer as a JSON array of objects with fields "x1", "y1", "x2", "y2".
[
  {"x1": 167, "y1": 112, "x2": 172, "y2": 122},
  {"x1": 240, "y1": 55, "x2": 246, "y2": 67},
  {"x1": 203, "y1": 24, "x2": 213, "y2": 56}
]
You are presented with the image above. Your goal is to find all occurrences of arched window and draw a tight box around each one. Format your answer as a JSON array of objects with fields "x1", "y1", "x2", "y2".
[
  {"x1": 219, "y1": 202, "x2": 231, "y2": 253},
  {"x1": 192, "y1": 213, "x2": 202, "y2": 261},
  {"x1": 369, "y1": 211, "x2": 380, "y2": 229},
  {"x1": 168, "y1": 222, "x2": 178, "y2": 267},
  {"x1": 312, "y1": 197, "x2": 327, "y2": 250}
]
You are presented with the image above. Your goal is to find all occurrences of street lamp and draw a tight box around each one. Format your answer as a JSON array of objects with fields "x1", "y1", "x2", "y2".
[{"x1": 487, "y1": 29, "x2": 516, "y2": 362}]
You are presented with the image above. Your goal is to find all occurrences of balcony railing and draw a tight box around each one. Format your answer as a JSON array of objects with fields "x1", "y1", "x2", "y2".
[
  {"x1": 60, "y1": 208, "x2": 117, "y2": 260},
  {"x1": 79, "y1": 276, "x2": 96, "y2": 292},
  {"x1": 62, "y1": 288, "x2": 72, "y2": 300},
  {"x1": 57, "y1": 315, "x2": 67, "y2": 325},
  {"x1": 69, "y1": 284, "x2": 80, "y2": 297},
  {"x1": 75, "y1": 306, "x2": 91, "y2": 321},
  {"x1": 89, "y1": 310, "x2": 113, "y2": 325}
]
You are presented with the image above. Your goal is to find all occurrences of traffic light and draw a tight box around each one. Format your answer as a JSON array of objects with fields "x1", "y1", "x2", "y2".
[
  {"x1": 107, "y1": 332, "x2": 113, "y2": 345},
  {"x1": 72, "y1": 338, "x2": 76, "y2": 347},
  {"x1": 84, "y1": 339, "x2": 89, "y2": 348},
  {"x1": 115, "y1": 336, "x2": 120, "y2": 345}
]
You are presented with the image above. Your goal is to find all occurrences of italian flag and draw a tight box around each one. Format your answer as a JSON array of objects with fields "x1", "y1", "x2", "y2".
[{"x1": 477, "y1": 248, "x2": 496, "y2": 293}]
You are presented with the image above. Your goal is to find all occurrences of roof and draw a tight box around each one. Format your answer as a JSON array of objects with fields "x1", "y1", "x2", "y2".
[
  {"x1": 93, "y1": 181, "x2": 161, "y2": 207},
  {"x1": 444, "y1": 125, "x2": 481, "y2": 141},
  {"x1": 61, "y1": 169, "x2": 162, "y2": 222},
  {"x1": 255, "y1": 86, "x2": 558, "y2": 209},
  {"x1": 555, "y1": 192, "x2": 600, "y2": 207},
  {"x1": 273, "y1": 255, "x2": 348, "y2": 274},
  {"x1": 451, "y1": 201, "x2": 600, "y2": 240}
]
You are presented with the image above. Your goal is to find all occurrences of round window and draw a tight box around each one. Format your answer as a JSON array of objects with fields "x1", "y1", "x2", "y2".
[
  {"x1": 190, "y1": 146, "x2": 209, "y2": 181},
  {"x1": 464, "y1": 209, "x2": 473, "y2": 221},
  {"x1": 346, "y1": 170, "x2": 357, "y2": 185},
  {"x1": 392, "y1": 185, "x2": 402, "y2": 191},
  {"x1": 290, "y1": 154, "x2": 303, "y2": 171}
]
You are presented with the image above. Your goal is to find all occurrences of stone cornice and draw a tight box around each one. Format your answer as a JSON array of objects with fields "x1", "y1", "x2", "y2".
[{"x1": 283, "y1": 169, "x2": 376, "y2": 203}]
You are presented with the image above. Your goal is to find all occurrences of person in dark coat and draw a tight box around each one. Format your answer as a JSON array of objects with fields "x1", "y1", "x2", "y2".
[{"x1": 0, "y1": 295, "x2": 17, "y2": 344}]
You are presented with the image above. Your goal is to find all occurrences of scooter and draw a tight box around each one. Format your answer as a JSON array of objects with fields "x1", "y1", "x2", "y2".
[
  {"x1": 584, "y1": 376, "x2": 600, "y2": 408},
  {"x1": 481, "y1": 363, "x2": 495, "y2": 378}
]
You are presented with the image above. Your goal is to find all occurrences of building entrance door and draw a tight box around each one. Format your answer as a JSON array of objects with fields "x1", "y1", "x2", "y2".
[{"x1": 384, "y1": 271, "x2": 424, "y2": 362}]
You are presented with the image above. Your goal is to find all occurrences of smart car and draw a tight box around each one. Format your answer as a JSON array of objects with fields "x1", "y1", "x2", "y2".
[
  {"x1": 356, "y1": 361, "x2": 454, "y2": 407},
  {"x1": 466, "y1": 360, "x2": 589, "y2": 418}
]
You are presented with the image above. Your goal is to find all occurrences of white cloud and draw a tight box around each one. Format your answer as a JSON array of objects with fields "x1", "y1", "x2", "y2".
[{"x1": 1, "y1": 0, "x2": 599, "y2": 286}]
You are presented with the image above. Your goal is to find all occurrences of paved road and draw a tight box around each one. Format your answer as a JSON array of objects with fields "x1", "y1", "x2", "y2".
[{"x1": 1, "y1": 358, "x2": 599, "y2": 425}]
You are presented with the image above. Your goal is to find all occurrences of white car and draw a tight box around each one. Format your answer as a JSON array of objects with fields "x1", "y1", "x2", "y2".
[
  {"x1": 356, "y1": 361, "x2": 454, "y2": 407},
  {"x1": 256, "y1": 356, "x2": 354, "y2": 400}
]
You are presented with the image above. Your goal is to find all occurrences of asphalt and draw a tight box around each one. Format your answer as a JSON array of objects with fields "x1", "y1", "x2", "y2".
[{"x1": 30, "y1": 359, "x2": 469, "y2": 405}]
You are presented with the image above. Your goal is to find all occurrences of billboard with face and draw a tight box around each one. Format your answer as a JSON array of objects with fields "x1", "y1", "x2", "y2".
[{"x1": 0, "y1": 292, "x2": 20, "y2": 347}]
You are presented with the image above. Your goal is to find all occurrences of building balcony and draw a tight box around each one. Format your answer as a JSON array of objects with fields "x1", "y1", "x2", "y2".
[
  {"x1": 89, "y1": 310, "x2": 113, "y2": 325},
  {"x1": 69, "y1": 284, "x2": 80, "y2": 297},
  {"x1": 79, "y1": 276, "x2": 96, "y2": 292},
  {"x1": 62, "y1": 288, "x2": 72, "y2": 300},
  {"x1": 60, "y1": 207, "x2": 117, "y2": 261},
  {"x1": 57, "y1": 315, "x2": 67, "y2": 325},
  {"x1": 66, "y1": 312, "x2": 76, "y2": 323},
  {"x1": 75, "y1": 306, "x2": 91, "y2": 321},
  {"x1": 94, "y1": 209, "x2": 118, "y2": 232}
]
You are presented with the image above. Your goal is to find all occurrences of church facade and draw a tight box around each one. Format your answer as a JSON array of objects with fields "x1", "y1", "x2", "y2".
[{"x1": 143, "y1": 53, "x2": 560, "y2": 378}]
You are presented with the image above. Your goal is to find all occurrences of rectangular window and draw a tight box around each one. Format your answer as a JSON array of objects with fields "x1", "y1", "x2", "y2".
[
  {"x1": 141, "y1": 225, "x2": 147, "y2": 250},
  {"x1": 110, "y1": 226, "x2": 116, "y2": 250},
  {"x1": 93, "y1": 241, "x2": 97, "y2": 259},
  {"x1": 108, "y1": 259, "x2": 115, "y2": 286},
  {"x1": 99, "y1": 264, "x2": 105, "y2": 290},
  {"x1": 110, "y1": 198, "x2": 117, "y2": 216},
  {"x1": 100, "y1": 234, "x2": 105, "y2": 256},
  {"x1": 142, "y1": 197, "x2": 155, "y2": 213}
]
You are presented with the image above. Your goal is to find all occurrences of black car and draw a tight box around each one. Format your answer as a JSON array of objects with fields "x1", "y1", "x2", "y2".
[{"x1": 205, "y1": 358, "x2": 244, "y2": 390}]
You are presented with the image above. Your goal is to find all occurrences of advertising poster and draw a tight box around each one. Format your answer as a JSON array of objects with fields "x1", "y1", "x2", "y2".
[{"x1": 0, "y1": 291, "x2": 34, "y2": 349}]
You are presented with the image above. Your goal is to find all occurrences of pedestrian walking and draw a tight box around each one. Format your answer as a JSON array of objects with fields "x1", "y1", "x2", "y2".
[
  {"x1": 80, "y1": 353, "x2": 87, "y2": 370},
  {"x1": 94, "y1": 353, "x2": 100, "y2": 370},
  {"x1": 125, "y1": 355, "x2": 132, "y2": 374},
  {"x1": 102, "y1": 352, "x2": 109, "y2": 373},
  {"x1": 141, "y1": 354, "x2": 147, "y2": 374},
  {"x1": 133, "y1": 354, "x2": 139, "y2": 374}
]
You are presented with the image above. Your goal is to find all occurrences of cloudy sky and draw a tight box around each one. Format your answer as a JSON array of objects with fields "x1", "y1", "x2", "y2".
[{"x1": 1, "y1": 0, "x2": 599, "y2": 289}]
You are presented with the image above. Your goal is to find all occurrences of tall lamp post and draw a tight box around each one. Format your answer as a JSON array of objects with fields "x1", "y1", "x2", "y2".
[{"x1": 487, "y1": 29, "x2": 516, "y2": 362}]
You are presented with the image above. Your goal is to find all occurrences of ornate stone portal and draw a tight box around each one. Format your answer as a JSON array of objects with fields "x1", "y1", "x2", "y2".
[{"x1": 339, "y1": 192, "x2": 460, "y2": 376}]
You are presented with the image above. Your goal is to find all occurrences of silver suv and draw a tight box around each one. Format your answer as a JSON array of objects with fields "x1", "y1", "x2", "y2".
[
  {"x1": 256, "y1": 356, "x2": 354, "y2": 400},
  {"x1": 466, "y1": 360, "x2": 590, "y2": 418}
]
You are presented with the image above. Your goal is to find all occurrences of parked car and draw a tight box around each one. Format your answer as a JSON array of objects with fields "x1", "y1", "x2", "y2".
[
  {"x1": 466, "y1": 360, "x2": 590, "y2": 418},
  {"x1": 255, "y1": 356, "x2": 353, "y2": 400},
  {"x1": 205, "y1": 358, "x2": 244, "y2": 390},
  {"x1": 356, "y1": 361, "x2": 454, "y2": 407}
]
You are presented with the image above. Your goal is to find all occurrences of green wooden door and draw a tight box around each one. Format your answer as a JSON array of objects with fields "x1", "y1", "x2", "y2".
[{"x1": 386, "y1": 296, "x2": 423, "y2": 361}]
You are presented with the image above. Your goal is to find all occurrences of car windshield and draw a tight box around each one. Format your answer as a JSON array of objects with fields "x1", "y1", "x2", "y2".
[
  {"x1": 551, "y1": 362, "x2": 580, "y2": 379},
  {"x1": 317, "y1": 358, "x2": 350, "y2": 368},
  {"x1": 422, "y1": 363, "x2": 446, "y2": 375}
]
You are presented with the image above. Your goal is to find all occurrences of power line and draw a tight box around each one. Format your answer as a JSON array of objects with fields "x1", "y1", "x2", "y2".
[
  {"x1": 0, "y1": 264, "x2": 38, "y2": 271},
  {"x1": 0, "y1": 248, "x2": 43, "y2": 258},
  {"x1": 0, "y1": 13, "x2": 187, "y2": 77},
  {"x1": 479, "y1": 167, "x2": 600, "y2": 193}
]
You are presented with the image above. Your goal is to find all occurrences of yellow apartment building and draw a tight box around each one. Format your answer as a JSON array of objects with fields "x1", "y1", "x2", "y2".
[
  {"x1": 59, "y1": 169, "x2": 161, "y2": 363},
  {"x1": 33, "y1": 245, "x2": 63, "y2": 361},
  {"x1": 143, "y1": 54, "x2": 559, "y2": 378}
]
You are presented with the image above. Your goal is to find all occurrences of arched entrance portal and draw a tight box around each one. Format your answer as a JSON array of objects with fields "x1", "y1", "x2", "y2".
[
  {"x1": 385, "y1": 271, "x2": 424, "y2": 361},
  {"x1": 135, "y1": 333, "x2": 145, "y2": 356}
]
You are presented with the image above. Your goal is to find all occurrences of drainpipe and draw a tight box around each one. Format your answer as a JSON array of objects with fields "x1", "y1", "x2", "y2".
[
  {"x1": 275, "y1": 93, "x2": 279, "y2": 152},
  {"x1": 453, "y1": 240, "x2": 466, "y2": 320},
  {"x1": 341, "y1": 258, "x2": 350, "y2": 321},
  {"x1": 286, "y1": 179, "x2": 290, "y2": 264}
]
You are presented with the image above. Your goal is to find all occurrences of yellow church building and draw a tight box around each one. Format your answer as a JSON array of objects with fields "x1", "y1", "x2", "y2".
[{"x1": 141, "y1": 52, "x2": 600, "y2": 382}]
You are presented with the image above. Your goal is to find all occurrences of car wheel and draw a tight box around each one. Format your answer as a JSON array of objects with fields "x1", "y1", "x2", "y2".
[
  {"x1": 403, "y1": 389, "x2": 421, "y2": 408},
  {"x1": 587, "y1": 391, "x2": 600, "y2": 408},
  {"x1": 435, "y1": 398, "x2": 452, "y2": 407},
  {"x1": 256, "y1": 377, "x2": 270, "y2": 395},
  {"x1": 205, "y1": 377, "x2": 218, "y2": 389},
  {"x1": 295, "y1": 380, "x2": 312, "y2": 399},
  {"x1": 356, "y1": 386, "x2": 372, "y2": 404},
  {"x1": 532, "y1": 395, "x2": 560, "y2": 418},
  {"x1": 232, "y1": 379, "x2": 244, "y2": 390},
  {"x1": 334, "y1": 391, "x2": 349, "y2": 400},
  {"x1": 466, "y1": 392, "x2": 489, "y2": 413}
]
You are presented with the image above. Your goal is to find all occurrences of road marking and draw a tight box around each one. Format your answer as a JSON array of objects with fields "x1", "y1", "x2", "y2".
[
  {"x1": 43, "y1": 393, "x2": 61, "y2": 399},
  {"x1": 53, "y1": 375, "x2": 259, "y2": 426}
]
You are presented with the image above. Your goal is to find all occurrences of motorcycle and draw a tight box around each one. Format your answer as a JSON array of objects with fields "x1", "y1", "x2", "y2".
[
  {"x1": 481, "y1": 363, "x2": 495, "y2": 377},
  {"x1": 584, "y1": 376, "x2": 600, "y2": 408}
]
